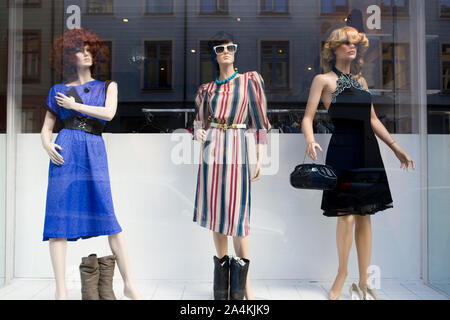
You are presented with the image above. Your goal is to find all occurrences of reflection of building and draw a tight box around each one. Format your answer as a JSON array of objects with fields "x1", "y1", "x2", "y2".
[
  {"x1": 2, "y1": 0, "x2": 450, "y2": 134},
  {"x1": 425, "y1": 1, "x2": 450, "y2": 134},
  {"x1": 0, "y1": 3, "x2": 8, "y2": 133},
  {"x1": 0, "y1": 0, "x2": 65, "y2": 133}
]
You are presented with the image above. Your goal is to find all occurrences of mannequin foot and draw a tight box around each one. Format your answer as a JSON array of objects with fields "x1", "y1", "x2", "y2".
[
  {"x1": 358, "y1": 280, "x2": 369, "y2": 291},
  {"x1": 328, "y1": 271, "x2": 348, "y2": 300},
  {"x1": 358, "y1": 281, "x2": 378, "y2": 300},
  {"x1": 55, "y1": 287, "x2": 67, "y2": 300},
  {"x1": 124, "y1": 282, "x2": 144, "y2": 300},
  {"x1": 245, "y1": 287, "x2": 255, "y2": 300}
]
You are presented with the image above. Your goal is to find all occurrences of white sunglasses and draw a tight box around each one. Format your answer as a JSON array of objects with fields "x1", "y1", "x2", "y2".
[{"x1": 213, "y1": 44, "x2": 238, "y2": 54}]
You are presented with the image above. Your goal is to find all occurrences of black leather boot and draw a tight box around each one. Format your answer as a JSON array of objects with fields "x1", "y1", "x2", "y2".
[
  {"x1": 229, "y1": 256, "x2": 250, "y2": 300},
  {"x1": 213, "y1": 255, "x2": 230, "y2": 300}
]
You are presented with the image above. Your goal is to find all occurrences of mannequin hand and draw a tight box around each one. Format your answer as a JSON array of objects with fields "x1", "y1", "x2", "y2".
[
  {"x1": 44, "y1": 142, "x2": 64, "y2": 166},
  {"x1": 394, "y1": 148, "x2": 415, "y2": 171},
  {"x1": 250, "y1": 160, "x2": 262, "y2": 182},
  {"x1": 55, "y1": 92, "x2": 77, "y2": 110},
  {"x1": 306, "y1": 141, "x2": 323, "y2": 161},
  {"x1": 195, "y1": 129, "x2": 207, "y2": 144}
]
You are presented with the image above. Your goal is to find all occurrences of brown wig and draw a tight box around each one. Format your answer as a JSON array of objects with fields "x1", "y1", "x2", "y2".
[
  {"x1": 50, "y1": 28, "x2": 106, "y2": 83},
  {"x1": 321, "y1": 26, "x2": 369, "y2": 79}
]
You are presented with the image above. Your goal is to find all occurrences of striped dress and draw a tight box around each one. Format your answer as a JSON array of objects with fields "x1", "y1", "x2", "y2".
[{"x1": 193, "y1": 71, "x2": 271, "y2": 237}]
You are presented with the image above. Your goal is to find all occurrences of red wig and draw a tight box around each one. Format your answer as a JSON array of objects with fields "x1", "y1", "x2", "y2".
[{"x1": 50, "y1": 28, "x2": 106, "y2": 82}]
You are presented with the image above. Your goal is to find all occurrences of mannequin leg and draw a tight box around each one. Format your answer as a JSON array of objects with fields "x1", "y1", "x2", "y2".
[
  {"x1": 213, "y1": 231, "x2": 228, "y2": 258},
  {"x1": 329, "y1": 214, "x2": 355, "y2": 300},
  {"x1": 107, "y1": 232, "x2": 143, "y2": 299},
  {"x1": 49, "y1": 238, "x2": 67, "y2": 300},
  {"x1": 355, "y1": 215, "x2": 372, "y2": 289},
  {"x1": 232, "y1": 235, "x2": 254, "y2": 300}
]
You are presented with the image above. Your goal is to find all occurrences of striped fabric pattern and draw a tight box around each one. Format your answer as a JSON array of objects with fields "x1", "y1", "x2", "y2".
[{"x1": 193, "y1": 71, "x2": 271, "y2": 237}]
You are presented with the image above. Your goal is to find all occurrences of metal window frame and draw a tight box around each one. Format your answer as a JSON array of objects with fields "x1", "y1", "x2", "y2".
[
  {"x1": 414, "y1": 0, "x2": 428, "y2": 285},
  {"x1": 5, "y1": 2, "x2": 23, "y2": 287},
  {"x1": 0, "y1": 0, "x2": 434, "y2": 292}
]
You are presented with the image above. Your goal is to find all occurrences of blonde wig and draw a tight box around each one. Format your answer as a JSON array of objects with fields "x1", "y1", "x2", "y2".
[{"x1": 321, "y1": 26, "x2": 369, "y2": 79}]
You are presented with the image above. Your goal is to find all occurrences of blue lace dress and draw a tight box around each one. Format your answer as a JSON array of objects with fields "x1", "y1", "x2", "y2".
[{"x1": 42, "y1": 80, "x2": 122, "y2": 241}]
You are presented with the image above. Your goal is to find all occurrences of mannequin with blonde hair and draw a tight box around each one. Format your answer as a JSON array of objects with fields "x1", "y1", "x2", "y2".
[{"x1": 302, "y1": 26, "x2": 414, "y2": 300}]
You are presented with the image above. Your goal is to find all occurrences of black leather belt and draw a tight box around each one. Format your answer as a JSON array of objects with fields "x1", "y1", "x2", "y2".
[{"x1": 63, "y1": 116, "x2": 105, "y2": 136}]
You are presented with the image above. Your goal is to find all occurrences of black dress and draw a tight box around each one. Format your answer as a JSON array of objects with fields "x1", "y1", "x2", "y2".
[{"x1": 321, "y1": 66, "x2": 393, "y2": 217}]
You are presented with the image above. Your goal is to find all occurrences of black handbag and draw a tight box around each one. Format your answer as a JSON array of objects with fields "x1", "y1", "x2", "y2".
[{"x1": 290, "y1": 151, "x2": 337, "y2": 190}]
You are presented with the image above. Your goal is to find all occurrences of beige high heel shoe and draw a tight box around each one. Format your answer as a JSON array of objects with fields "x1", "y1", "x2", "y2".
[
  {"x1": 349, "y1": 283, "x2": 363, "y2": 300},
  {"x1": 360, "y1": 284, "x2": 378, "y2": 300}
]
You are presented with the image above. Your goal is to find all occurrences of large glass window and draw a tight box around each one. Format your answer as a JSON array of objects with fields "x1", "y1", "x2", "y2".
[
  {"x1": 380, "y1": 0, "x2": 410, "y2": 16},
  {"x1": 96, "y1": 40, "x2": 112, "y2": 81},
  {"x1": 0, "y1": 0, "x2": 449, "y2": 300},
  {"x1": 382, "y1": 42, "x2": 411, "y2": 90},
  {"x1": 440, "y1": 0, "x2": 450, "y2": 17},
  {"x1": 0, "y1": 0, "x2": 7, "y2": 288},
  {"x1": 442, "y1": 44, "x2": 450, "y2": 93},
  {"x1": 86, "y1": 0, "x2": 114, "y2": 15},
  {"x1": 199, "y1": 40, "x2": 215, "y2": 85},
  {"x1": 261, "y1": 41, "x2": 290, "y2": 90},
  {"x1": 260, "y1": 0, "x2": 289, "y2": 14},
  {"x1": 143, "y1": 41, "x2": 172, "y2": 90},
  {"x1": 426, "y1": 0, "x2": 450, "y2": 297},
  {"x1": 22, "y1": 30, "x2": 41, "y2": 84},
  {"x1": 200, "y1": 0, "x2": 229, "y2": 15},
  {"x1": 320, "y1": 0, "x2": 349, "y2": 15},
  {"x1": 145, "y1": 0, "x2": 173, "y2": 15}
]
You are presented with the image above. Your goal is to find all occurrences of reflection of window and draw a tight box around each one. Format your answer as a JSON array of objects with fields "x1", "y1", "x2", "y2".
[
  {"x1": 320, "y1": 0, "x2": 349, "y2": 15},
  {"x1": 96, "y1": 41, "x2": 112, "y2": 81},
  {"x1": 144, "y1": 41, "x2": 172, "y2": 90},
  {"x1": 23, "y1": 31, "x2": 41, "y2": 83},
  {"x1": 442, "y1": 44, "x2": 450, "y2": 92},
  {"x1": 380, "y1": 0, "x2": 410, "y2": 17},
  {"x1": 382, "y1": 42, "x2": 410, "y2": 90},
  {"x1": 146, "y1": 0, "x2": 173, "y2": 14},
  {"x1": 200, "y1": 0, "x2": 229, "y2": 15},
  {"x1": 440, "y1": 0, "x2": 450, "y2": 18},
  {"x1": 8, "y1": 0, "x2": 41, "y2": 7},
  {"x1": 260, "y1": 0, "x2": 289, "y2": 14},
  {"x1": 261, "y1": 41, "x2": 289, "y2": 90},
  {"x1": 87, "y1": 0, "x2": 114, "y2": 15},
  {"x1": 199, "y1": 41, "x2": 216, "y2": 85}
]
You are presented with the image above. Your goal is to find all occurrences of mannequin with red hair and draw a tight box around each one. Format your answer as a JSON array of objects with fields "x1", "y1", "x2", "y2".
[{"x1": 41, "y1": 28, "x2": 142, "y2": 300}]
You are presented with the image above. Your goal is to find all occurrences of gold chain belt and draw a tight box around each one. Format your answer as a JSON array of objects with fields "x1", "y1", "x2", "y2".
[{"x1": 210, "y1": 122, "x2": 247, "y2": 131}]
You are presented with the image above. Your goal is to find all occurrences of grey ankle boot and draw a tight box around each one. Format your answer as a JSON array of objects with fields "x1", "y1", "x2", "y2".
[
  {"x1": 97, "y1": 255, "x2": 117, "y2": 300},
  {"x1": 79, "y1": 254, "x2": 100, "y2": 300}
]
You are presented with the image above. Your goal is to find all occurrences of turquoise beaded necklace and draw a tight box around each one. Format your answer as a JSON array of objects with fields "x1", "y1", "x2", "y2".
[{"x1": 215, "y1": 70, "x2": 238, "y2": 85}]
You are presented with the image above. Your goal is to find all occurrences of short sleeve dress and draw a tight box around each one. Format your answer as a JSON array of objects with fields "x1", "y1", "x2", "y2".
[
  {"x1": 42, "y1": 80, "x2": 122, "y2": 241},
  {"x1": 321, "y1": 66, "x2": 393, "y2": 217},
  {"x1": 192, "y1": 71, "x2": 271, "y2": 237}
]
